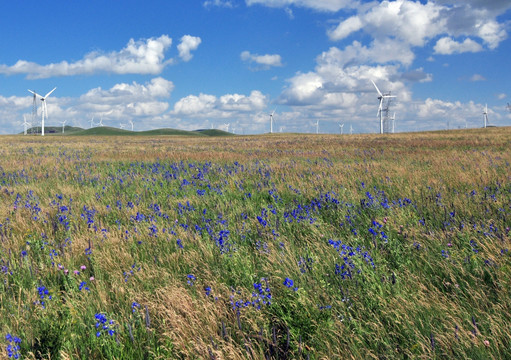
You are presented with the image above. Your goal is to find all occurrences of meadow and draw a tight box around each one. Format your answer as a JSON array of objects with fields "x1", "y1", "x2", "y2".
[{"x1": 0, "y1": 128, "x2": 510, "y2": 359}]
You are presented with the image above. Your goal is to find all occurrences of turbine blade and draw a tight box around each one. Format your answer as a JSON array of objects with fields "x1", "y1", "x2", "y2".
[
  {"x1": 28, "y1": 89, "x2": 42, "y2": 97},
  {"x1": 44, "y1": 87, "x2": 57, "y2": 98},
  {"x1": 371, "y1": 80, "x2": 383, "y2": 97}
]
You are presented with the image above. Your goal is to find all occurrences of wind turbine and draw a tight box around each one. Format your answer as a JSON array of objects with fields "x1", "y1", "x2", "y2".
[
  {"x1": 315, "y1": 119, "x2": 319, "y2": 134},
  {"x1": 223, "y1": 123, "x2": 230, "y2": 132},
  {"x1": 350, "y1": 124, "x2": 353, "y2": 135},
  {"x1": 269, "y1": 109, "x2": 276, "y2": 133},
  {"x1": 99, "y1": 116, "x2": 104, "y2": 127},
  {"x1": 339, "y1": 123, "x2": 344, "y2": 135},
  {"x1": 60, "y1": 119, "x2": 67, "y2": 134},
  {"x1": 23, "y1": 115, "x2": 30, "y2": 135},
  {"x1": 483, "y1": 104, "x2": 489, "y2": 128},
  {"x1": 129, "y1": 120, "x2": 134, "y2": 131},
  {"x1": 119, "y1": 123, "x2": 126, "y2": 129},
  {"x1": 371, "y1": 80, "x2": 395, "y2": 134},
  {"x1": 90, "y1": 116, "x2": 95, "y2": 128},
  {"x1": 28, "y1": 87, "x2": 56, "y2": 136}
]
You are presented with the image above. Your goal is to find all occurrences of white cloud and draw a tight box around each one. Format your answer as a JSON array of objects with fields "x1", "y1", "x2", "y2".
[
  {"x1": 70, "y1": 77, "x2": 174, "y2": 124},
  {"x1": 203, "y1": 0, "x2": 234, "y2": 8},
  {"x1": 0, "y1": 34, "x2": 202, "y2": 79},
  {"x1": 401, "y1": 68, "x2": 433, "y2": 83},
  {"x1": 173, "y1": 90, "x2": 267, "y2": 118},
  {"x1": 434, "y1": 37, "x2": 483, "y2": 54},
  {"x1": 241, "y1": 51, "x2": 283, "y2": 69},
  {"x1": 497, "y1": 93, "x2": 506, "y2": 100},
  {"x1": 328, "y1": 16, "x2": 363, "y2": 41},
  {"x1": 245, "y1": 0, "x2": 355, "y2": 12},
  {"x1": 0, "y1": 35, "x2": 176, "y2": 79},
  {"x1": 177, "y1": 35, "x2": 202, "y2": 62},
  {"x1": 469, "y1": 74, "x2": 486, "y2": 82},
  {"x1": 476, "y1": 20, "x2": 508, "y2": 49},
  {"x1": 328, "y1": 1, "x2": 507, "y2": 61},
  {"x1": 330, "y1": 1, "x2": 446, "y2": 46}
]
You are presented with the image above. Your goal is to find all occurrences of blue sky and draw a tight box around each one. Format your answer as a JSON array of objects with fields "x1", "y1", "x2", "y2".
[{"x1": 1, "y1": 0, "x2": 510, "y2": 135}]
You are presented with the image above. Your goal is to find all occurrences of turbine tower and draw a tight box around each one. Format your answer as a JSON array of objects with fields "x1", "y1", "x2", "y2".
[
  {"x1": 28, "y1": 87, "x2": 56, "y2": 136},
  {"x1": 483, "y1": 104, "x2": 489, "y2": 128},
  {"x1": 60, "y1": 119, "x2": 67, "y2": 134},
  {"x1": 90, "y1": 116, "x2": 95, "y2": 128},
  {"x1": 315, "y1": 119, "x2": 319, "y2": 134},
  {"x1": 339, "y1": 123, "x2": 344, "y2": 135},
  {"x1": 129, "y1": 120, "x2": 134, "y2": 131},
  {"x1": 371, "y1": 80, "x2": 395, "y2": 134},
  {"x1": 23, "y1": 115, "x2": 30, "y2": 135},
  {"x1": 31, "y1": 92, "x2": 37, "y2": 134},
  {"x1": 269, "y1": 109, "x2": 275, "y2": 133}
]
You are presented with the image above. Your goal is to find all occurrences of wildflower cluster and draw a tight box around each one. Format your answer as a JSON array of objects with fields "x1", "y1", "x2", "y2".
[
  {"x1": 230, "y1": 280, "x2": 272, "y2": 311},
  {"x1": 5, "y1": 333, "x2": 21, "y2": 359},
  {"x1": 94, "y1": 313, "x2": 115, "y2": 337},
  {"x1": 329, "y1": 239, "x2": 375, "y2": 280},
  {"x1": 283, "y1": 277, "x2": 298, "y2": 291},
  {"x1": 36, "y1": 285, "x2": 52, "y2": 309}
]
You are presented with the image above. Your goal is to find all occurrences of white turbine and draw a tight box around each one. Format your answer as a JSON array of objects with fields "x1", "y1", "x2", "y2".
[
  {"x1": 315, "y1": 119, "x2": 319, "y2": 134},
  {"x1": 483, "y1": 104, "x2": 489, "y2": 128},
  {"x1": 129, "y1": 120, "x2": 134, "y2": 131},
  {"x1": 23, "y1": 115, "x2": 30, "y2": 135},
  {"x1": 371, "y1": 80, "x2": 395, "y2": 134},
  {"x1": 339, "y1": 123, "x2": 344, "y2": 135},
  {"x1": 60, "y1": 119, "x2": 67, "y2": 134},
  {"x1": 269, "y1": 109, "x2": 276, "y2": 133},
  {"x1": 224, "y1": 123, "x2": 230, "y2": 132},
  {"x1": 90, "y1": 116, "x2": 95, "y2": 128},
  {"x1": 99, "y1": 116, "x2": 104, "y2": 127},
  {"x1": 28, "y1": 87, "x2": 56, "y2": 136},
  {"x1": 119, "y1": 123, "x2": 126, "y2": 129},
  {"x1": 350, "y1": 124, "x2": 353, "y2": 135}
]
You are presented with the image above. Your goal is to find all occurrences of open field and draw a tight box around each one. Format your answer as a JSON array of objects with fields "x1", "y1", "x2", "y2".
[{"x1": 1, "y1": 128, "x2": 510, "y2": 359}]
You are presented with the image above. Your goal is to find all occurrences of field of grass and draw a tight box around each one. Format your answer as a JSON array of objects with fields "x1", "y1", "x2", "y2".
[{"x1": 0, "y1": 128, "x2": 510, "y2": 359}]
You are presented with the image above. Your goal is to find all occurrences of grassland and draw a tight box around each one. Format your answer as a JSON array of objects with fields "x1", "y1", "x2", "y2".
[{"x1": 0, "y1": 128, "x2": 510, "y2": 359}]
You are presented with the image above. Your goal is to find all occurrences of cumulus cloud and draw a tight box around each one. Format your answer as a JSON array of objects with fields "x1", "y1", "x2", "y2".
[
  {"x1": 173, "y1": 90, "x2": 267, "y2": 118},
  {"x1": 241, "y1": 51, "x2": 283, "y2": 69},
  {"x1": 328, "y1": 1, "x2": 507, "y2": 60},
  {"x1": 177, "y1": 35, "x2": 202, "y2": 62},
  {"x1": 0, "y1": 35, "x2": 201, "y2": 79},
  {"x1": 71, "y1": 77, "x2": 174, "y2": 123},
  {"x1": 329, "y1": 1, "x2": 445, "y2": 46},
  {"x1": 434, "y1": 37, "x2": 483, "y2": 54},
  {"x1": 401, "y1": 68, "x2": 433, "y2": 83}
]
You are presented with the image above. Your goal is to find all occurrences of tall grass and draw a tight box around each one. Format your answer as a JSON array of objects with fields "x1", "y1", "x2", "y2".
[{"x1": 0, "y1": 128, "x2": 510, "y2": 359}]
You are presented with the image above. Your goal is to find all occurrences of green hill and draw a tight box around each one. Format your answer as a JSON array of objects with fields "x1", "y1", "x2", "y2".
[
  {"x1": 193, "y1": 129, "x2": 235, "y2": 136},
  {"x1": 21, "y1": 126, "x2": 235, "y2": 137},
  {"x1": 23, "y1": 125, "x2": 84, "y2": 135}
]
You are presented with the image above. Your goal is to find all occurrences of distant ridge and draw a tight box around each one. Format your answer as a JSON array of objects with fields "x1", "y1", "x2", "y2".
[{"x1": 21, "y1": 126, "x2": 234, "y2": 137}]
